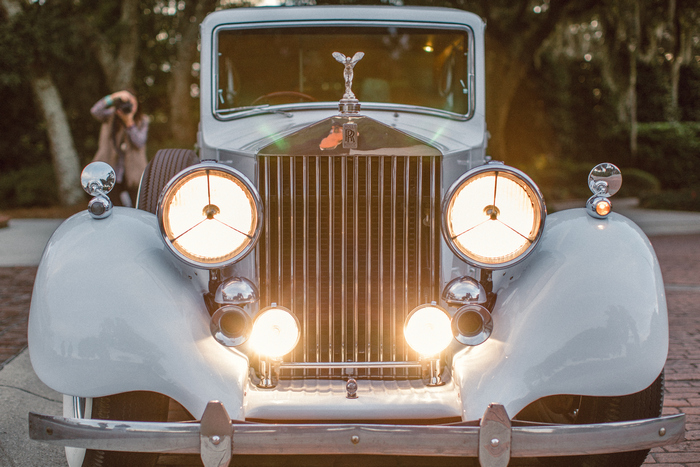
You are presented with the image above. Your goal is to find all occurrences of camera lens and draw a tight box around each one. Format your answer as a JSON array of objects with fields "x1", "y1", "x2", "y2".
[{"x1": 113, "y1": 98, "x2": 133, "y2": 114}]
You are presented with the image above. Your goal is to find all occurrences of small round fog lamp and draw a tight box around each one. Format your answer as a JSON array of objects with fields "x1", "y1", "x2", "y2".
[
  {"x1": 404, "y1": 304, "x2": 453, "y2": 356},
  {"x1": 249, "y1": 306, "x2": 300, "y2": 358}
]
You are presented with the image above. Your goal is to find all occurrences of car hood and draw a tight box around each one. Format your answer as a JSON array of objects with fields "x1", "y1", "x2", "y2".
[{"x1": 199, "y1": 108, "x2": 486, "y2": 158}]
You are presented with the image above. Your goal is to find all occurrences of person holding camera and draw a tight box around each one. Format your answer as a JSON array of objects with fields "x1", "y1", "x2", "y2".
[{"x1": 90, "y1": 89, "x2": 149, "y2": 207}]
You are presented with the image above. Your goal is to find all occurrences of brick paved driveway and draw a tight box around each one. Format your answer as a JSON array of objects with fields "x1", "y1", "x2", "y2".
[{"x1": 1, "y1": 235, "x2": 698, "y2": 465}]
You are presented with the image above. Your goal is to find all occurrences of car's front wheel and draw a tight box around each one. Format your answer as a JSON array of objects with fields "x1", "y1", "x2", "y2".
[
  {"x1": 517, "y1": 372, "x2": 665, "y2": 467},
  {"x1": 137, "y1": 148, "x2": 199, "y2": 214},
  {"x1": 64, "y1": 392, "x2": 170, "y2": 467}
]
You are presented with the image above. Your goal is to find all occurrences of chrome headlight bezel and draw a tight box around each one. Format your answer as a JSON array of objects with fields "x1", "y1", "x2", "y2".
[
  {"x1": 157, "y1": 162, "x2": 263, "y2": 269},
  {"x1": 442, "y1": 163, "x2": 546, "y2": 269}
]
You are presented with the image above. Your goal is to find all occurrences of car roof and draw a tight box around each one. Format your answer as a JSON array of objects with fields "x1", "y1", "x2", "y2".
[{"x1": 201, "y1": 5, "x2": 485, "y2": 32}]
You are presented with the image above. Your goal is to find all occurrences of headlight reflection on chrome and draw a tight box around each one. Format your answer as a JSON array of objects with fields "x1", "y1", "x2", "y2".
[
  {"x1": 158, "y1": 163, "x2": 262, "y2": 268},
  {"x1": 443, "y1": 164, "x2": 546, "y2": 269}
]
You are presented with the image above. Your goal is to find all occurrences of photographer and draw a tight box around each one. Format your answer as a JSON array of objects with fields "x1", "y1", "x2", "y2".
[{"x1": 90, "y1": 90, "x2": 149, "y2": 207}]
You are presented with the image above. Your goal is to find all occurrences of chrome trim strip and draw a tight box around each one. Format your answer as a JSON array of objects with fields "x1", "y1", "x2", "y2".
[
  {"x1": 366, "y1": 158, "x2": 372, "y2": 363},
  {"x1": 263, "y1": 158, "x2": 270, "y2": 305},
  {"x1": 403, "y1": 159, "x2": 410, "y2": 361},
  {"x1": 378, "y1": 157, "x2": 385, "y2": 362},
  {"x1": 417, "y1": 159, "x2": 423, "y2": 303},
  {"x1": 353, "y1": 156, "x2": 359, "y2": 365},
  {"x1": 280, "y1": 361, "x2": 422, "y2": 369},
  {"x1": 328, "y1": 156, "x2": 334, "y2": 364},
  {"x1": 390, "y1": 155, "x2": 397, "y2": 369},
  {"x1": 431, "y1": 157, "x2": 437, "y2": 292},
  {"x1": 29, "y1": 410, "x2": 685, "y2": 459},
  {"x1": 341, "y1": 155, "x2": 347, "y2": 363},
  {"x1": 276, "y1": 157, "x2": 282, "y2": 302},
  {"x1": 315, "y1": 156, "x2": 321, "y2": 369},
  {"x1": 303, "y1": 156, "x2": 308, "y2": 362},
  {"x1": 290, "y1": 157, "x2": 296, "y2": 329}
]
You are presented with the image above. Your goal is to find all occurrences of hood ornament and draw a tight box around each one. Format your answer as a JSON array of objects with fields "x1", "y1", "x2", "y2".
[{"x1": 333, "y1": 51, "x2": 364, "y2": 115}]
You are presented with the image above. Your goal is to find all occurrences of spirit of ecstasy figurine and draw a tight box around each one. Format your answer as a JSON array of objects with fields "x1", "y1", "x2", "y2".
[{"x1": 332, "y1": 52, "x2": 364, "y2": 101}]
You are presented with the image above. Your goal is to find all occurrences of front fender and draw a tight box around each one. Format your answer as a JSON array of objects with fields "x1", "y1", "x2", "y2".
[
  {"x1": 28, "y1": 208, "x2": 249, "y2": 420},
  {"x1": 453, "y1": 208, "x2": 668, "y2": 421}
]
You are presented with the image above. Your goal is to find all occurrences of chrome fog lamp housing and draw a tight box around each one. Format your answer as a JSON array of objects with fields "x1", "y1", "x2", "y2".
[
  {"x1": 404, "y1": 304, "x2": 453, "y2": 357},
  {"x1": 442, "y1": 163, "x2": 546, "y2": 269},
  {"x1": 442, "y1": 276, "x2": 487, "y2": 306},
  {"x1": 215, "y1": 277, "x2": 258, "y2": 305},
  {"x1": 586, "y1": 163, "x2": 622, "y2": 219},
  {"x1": 452, "y1": 304, "x2": 493, "y2": 346},
  {"x1": 210, "y1": 306, "x2": 252, "y2": 347},
  {"x1": 157, "y1": 163, "x2": 262, "y2": 269},
  {"x1": 249, "y1": 305, "x2": 300, "y2": 358}
]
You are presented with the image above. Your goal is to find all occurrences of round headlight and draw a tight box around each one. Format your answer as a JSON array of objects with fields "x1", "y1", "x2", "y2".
[
  {"x1": 443, "y1": 164, "x2": 545, "y2": 269},
  {"x1": 249, "y1": 306, "x2": 300, "y2": 359},
  {"x1": 404, "y1": 304, "x2": 453, "y2": 356},
  {"x1": 158, "y1": 163, "x2": 262, "y2": 268}
]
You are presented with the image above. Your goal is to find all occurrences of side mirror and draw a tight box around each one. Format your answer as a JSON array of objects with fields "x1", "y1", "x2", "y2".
[
  {"x1": 81, "y1": 162, "x2": 116, "y2": 196},
  {"x1": 588, "y1": 162, "x2": 622, "y2": 197},
  {"x1": 81, "y1": 162, "x2": 116, "y2": 219},
  {"x1": 586, "y1": 163, "x2": 622, "y2": 219}
]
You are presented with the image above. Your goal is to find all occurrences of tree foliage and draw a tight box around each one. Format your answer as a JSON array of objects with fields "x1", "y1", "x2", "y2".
[{"x1": 1, "y1": 0, "x2": 700, "y2": 209}]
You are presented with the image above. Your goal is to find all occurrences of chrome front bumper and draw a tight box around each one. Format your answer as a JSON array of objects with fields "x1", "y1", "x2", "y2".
[{"x1": 29, "y1": 401, "x2": 685, "y2": 467}]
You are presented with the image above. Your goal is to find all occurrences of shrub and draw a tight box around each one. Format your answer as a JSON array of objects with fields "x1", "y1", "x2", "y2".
[
  {"x1": 522, "y1": 157, "x2": 599, "y2": 202},
  {"x1": 617, "y1": 167, "x2": 661, "y2": 198},
  {"x1": 0, "y1": 163, "x2": 59, "y2": 209},
  {"x1": 639, "y1": 186, "x2": 700, "y2": 212},
  {"x1": 636, "y1": 122, "x2": 700, "y2": 190}
]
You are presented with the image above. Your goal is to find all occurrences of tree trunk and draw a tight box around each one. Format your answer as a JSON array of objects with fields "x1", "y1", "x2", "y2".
[
  {"x1": 628, "y1": 0, "x2": 640, "y2": 161},
  {"x1": 90, "y1": 0, "x2": 140, "y2": 91},
  {"x1": 169, "y1": 0, "x2": 217, "y2": 146},
  {"x1": 485, "y1": 37, "x2": 530, "y2": 162},
  {"x1": 30, "y1": 72, "x2": 83, "y2": 205},
  {"x1": 1, "y1": 0, "x2": 83, "y2": 206}
]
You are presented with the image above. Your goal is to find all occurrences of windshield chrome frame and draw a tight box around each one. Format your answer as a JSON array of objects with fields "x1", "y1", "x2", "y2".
[{"x1": 211, "y1": 20, "x2": 476, "y2": 122}]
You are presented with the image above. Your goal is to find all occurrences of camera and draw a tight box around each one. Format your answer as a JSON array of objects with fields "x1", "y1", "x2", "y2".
[{"x1": 112, "y1": 97, "x2": 133, "y2": 114}]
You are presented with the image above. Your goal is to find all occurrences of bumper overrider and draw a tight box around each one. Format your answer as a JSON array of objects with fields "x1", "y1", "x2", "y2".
[{"x1": 29, "y1": 401, "x2": 684, "y2": 467}]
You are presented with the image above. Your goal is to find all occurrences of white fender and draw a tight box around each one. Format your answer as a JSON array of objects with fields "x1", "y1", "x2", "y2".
[
  {"x1": 453, "y1": 208, "x2": 668, "y2": 421},
  {"x1": 28, "y1": 208, "x2": 249, "y2": 420}
]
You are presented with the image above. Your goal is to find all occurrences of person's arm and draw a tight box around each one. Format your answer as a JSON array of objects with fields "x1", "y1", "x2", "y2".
[
  {"x1": 90, "y1": 95, "x2": 115, "y2": 122},
  {"x1": 125, "y1": 116, "x2": 149, "y2": 149}
]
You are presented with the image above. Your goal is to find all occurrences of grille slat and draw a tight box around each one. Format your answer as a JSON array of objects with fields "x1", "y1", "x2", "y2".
[{"x1": 259, "y1": 155, "x2": 440, "y2": 379}]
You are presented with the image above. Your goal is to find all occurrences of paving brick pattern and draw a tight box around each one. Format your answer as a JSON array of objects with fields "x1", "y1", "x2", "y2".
[
  {"x1": 1, "y1": 236, "x2": 699, "y2": 465},
  {"x1": 0, "y1": 266, "x2": 36, "y2": 366},
  {"x1": 644, "y1": 235, "x2": 700, "y2": 466}
]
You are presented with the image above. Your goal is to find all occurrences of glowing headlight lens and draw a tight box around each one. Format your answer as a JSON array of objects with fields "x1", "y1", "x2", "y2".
[
  {"x1": 249, "y1": 306, "x2": 300, "y2": 358},
  {"x1": 158, "y1": 163, "x2": 261, "y2": 268},
  {"x1": 404, "y1": 305, "x2": 453, "y2": 356},
  {"x1": 443, "y1": 165, "x2": 545, "y2": 269}
]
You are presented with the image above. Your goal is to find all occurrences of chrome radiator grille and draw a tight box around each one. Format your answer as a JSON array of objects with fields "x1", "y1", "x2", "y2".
[{"x1": 258, "y1": 155, "x2": 441, "y2": 379}]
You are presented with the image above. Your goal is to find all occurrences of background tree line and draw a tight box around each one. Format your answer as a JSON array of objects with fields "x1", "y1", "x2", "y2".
[{"x1": 1, "y1": 0, "x2": 699, "y2": 210}]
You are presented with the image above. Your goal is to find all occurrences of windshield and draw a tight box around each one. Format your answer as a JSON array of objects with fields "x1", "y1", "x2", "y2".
[{"x1": 215, "y1": 26, "x2": 471, "y2": 116}]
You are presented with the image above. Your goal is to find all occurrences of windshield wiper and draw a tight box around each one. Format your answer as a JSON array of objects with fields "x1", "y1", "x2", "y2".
[{"x1": 215, "y1": 105, "x2": 293, "y2": 118}]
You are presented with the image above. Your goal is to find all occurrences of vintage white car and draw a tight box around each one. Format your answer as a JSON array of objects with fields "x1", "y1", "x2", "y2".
[{"x1": 28, "y1": 5, "x2": 684, "y2": 467}]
